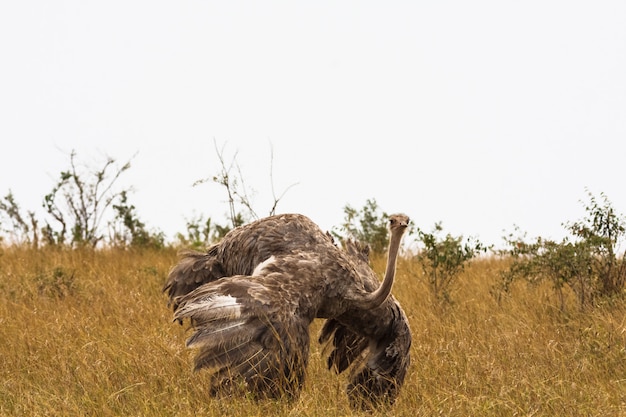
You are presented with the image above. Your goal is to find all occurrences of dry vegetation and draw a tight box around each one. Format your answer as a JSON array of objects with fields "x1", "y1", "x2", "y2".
[{"x1": 1, "y1": 247, "x2": 625, "y2": 416}]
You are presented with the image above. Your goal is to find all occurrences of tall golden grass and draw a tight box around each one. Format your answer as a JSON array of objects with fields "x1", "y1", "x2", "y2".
[{"x1": 1, "y1": 247, "x2": 625, "y2": 416}]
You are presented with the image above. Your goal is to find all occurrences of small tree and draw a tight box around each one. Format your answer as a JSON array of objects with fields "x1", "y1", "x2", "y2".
[
  {"x1": 416, "y1": 222, "x2": 487, "y2": 303},
  {"x1": 566, "y1": 191, "x2": 626, "y2": 297},
  {"x1": 175, "y1": 214, "x2": 215, "y2": 249},
  {"x1": 0, "y1": 191, "x2": 39, "y2": 248},
  {"x1": 109, "y1": 191, "x2": 164, "y2": 249},
  {"x1": 174, "y1": 213, "x2": 243, "y2": 249},
  {"x1": 500, "y1": 231, "x2": 594, "y2": 310},
  {"x1": 500, "y1": 190, "x2": 626, "y2": 310},
  {"x1": 333, "y1": 199, "x2": 390, "y2": 254},
  {"x1": 41, "y1": 150, "x2": 132, "y2": 248}
]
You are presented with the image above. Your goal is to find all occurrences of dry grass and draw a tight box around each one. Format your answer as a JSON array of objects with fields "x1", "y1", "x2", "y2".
[{"x1": 1, "y1": 247, "x2": 625, "y2": 416}]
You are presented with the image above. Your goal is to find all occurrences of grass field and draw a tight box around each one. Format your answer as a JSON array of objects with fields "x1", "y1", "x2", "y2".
[{"x1": 1, "y1": 247, "x2": 625, "y2": 416}]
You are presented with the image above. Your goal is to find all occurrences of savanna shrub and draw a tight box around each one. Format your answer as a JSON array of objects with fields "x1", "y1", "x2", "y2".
[
  {"x1": 416, "y1": 222, "x2": 487, "y2": 303},
  {"x1": 333, "y1": 199, "x2": 390, "y2": 254},
  {"x1": 501, "y1": 191, "x2": 626, "y2": 310}
]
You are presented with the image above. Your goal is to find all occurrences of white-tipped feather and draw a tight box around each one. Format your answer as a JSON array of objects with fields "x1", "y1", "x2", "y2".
[
  {"x1": 185, "y1": 319, "x2": 249, "y2": 349},
  {"x1": 187, "y1": 320, "x2": 256, "y2": 350},
  {"x1": 174, "y1": 294, "x2": 242, "y2": 322}
]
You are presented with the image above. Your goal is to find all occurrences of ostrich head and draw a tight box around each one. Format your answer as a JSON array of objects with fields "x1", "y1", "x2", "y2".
[{"x1": 389, "y1": 213, "x2": 410, "y2": 231}]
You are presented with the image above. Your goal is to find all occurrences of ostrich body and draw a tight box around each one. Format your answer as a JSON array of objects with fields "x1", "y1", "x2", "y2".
[
  {"x1": 319, "y1": 237, "x2": 412, "y2": 408},
  {"x1": 164, "y1": 213, "x2": 410, "y2": 407}
]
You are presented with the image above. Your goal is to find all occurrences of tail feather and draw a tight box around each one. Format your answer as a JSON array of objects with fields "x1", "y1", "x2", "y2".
[{"x1": 163, "y1": 248, "x2": 226, "y2": 310}]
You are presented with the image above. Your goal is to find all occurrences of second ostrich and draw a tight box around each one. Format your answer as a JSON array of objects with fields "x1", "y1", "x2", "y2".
[{"x1": 164, "y1": 213, "x2": 410, "y2": 407}]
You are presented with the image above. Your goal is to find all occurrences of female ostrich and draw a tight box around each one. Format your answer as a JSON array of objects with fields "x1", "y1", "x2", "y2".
[{"x1": 164, "y1": 213, "x2": 410, "y2": 407}]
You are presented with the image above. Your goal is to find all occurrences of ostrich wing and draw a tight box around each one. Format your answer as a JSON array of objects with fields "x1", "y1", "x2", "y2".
[
  {"x1": 346, "y1": 301, "x2": 411, "y2": 409},
  {"x1": 319, "y1": 299, "x2": 411, "y2": 409},
  {"x1": 173, "y1": 268, "x2": 316, "y2": 400},
  {"x1": 319, "y1": 318, "x2": 368, "y2": 373}
]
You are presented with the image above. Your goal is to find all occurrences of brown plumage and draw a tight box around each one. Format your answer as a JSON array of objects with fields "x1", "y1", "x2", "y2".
[
  {"x1": 318, "y1": 237, "x2": 412, "y2": 409},
  {"x1": 164, "y1": 213, "x2": 410, "y2": 408}
]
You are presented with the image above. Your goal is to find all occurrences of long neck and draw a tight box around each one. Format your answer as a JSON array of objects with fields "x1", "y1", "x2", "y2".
[{"x1": 355, "y1": 228, "x2": 404, "y2": 310}]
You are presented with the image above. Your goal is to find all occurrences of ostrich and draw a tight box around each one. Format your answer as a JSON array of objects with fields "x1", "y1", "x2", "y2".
[{"x1": 164, "y1": 213, "x2": 410, "y2": 407}]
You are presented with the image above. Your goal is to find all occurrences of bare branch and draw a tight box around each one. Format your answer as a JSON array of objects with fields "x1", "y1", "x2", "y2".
[
  {"x1": 233, "y1": 161, "x2": 258, "y2": 220},
  {"x1": 268, "y1": 142, "x2": 299, "y2": 216},
  {"x1": 193, "y1": 139, "x2": 297, "y2": 234}
]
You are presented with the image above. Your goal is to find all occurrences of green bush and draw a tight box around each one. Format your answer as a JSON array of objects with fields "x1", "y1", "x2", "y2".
[
  {"x1": 501, "y1": 191, "x2": 626, "y2": 310},
  {"x1": 35, "y1": 267, "x2": 78, "y2": 299},
  {"x1": 416, "y1": 222, "x2": 487, "y2": 303},
  {"x1": 110, "y1": 191, "x2": 164, "y2": 249},
  {"x1": 333, "y1": 199, "x2": 390, "y2": 254}
]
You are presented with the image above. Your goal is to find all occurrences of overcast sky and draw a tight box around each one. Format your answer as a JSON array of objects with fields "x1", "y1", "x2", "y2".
[{"x1": 1, "y1": 1, "x2": 625, "y2": 247}]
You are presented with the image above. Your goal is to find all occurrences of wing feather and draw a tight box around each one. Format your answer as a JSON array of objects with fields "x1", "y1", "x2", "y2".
[
  {"x1": 319, "y1": 299, "x2": 412, "y2": 410},
  {"x1": 319, "y1": 319, "x2": 369, "y2": 374},
  {"x1": 173, "y1": 273, "x2": 312, "y2": 400}
]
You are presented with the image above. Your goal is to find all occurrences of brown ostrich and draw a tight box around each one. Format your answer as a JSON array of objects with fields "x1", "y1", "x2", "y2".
[{"x1": 164, "y1": 213, "x2": 410, "y2": 408}]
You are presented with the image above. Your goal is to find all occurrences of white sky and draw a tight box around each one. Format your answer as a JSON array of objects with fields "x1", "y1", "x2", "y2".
[{"x1": 1, "y1": 1, "x2": 625, "y2": 247}]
